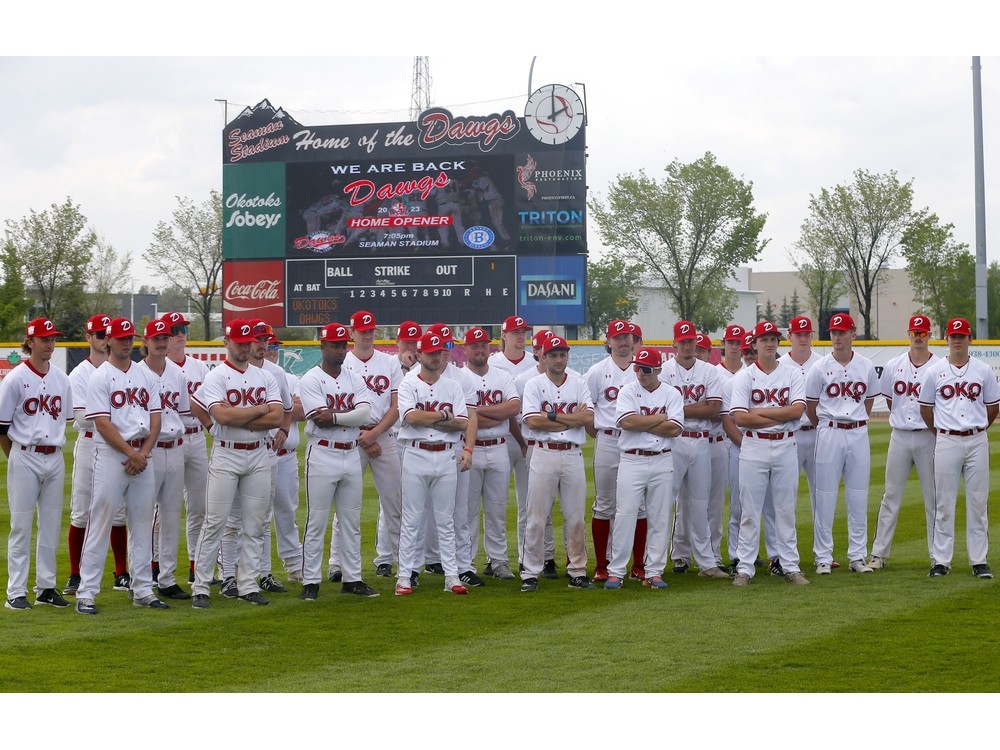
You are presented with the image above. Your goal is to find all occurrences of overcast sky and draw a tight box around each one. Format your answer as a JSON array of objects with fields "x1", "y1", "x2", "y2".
[{"x1": 4, "y1": 10, "x2": 998, "y2": 297}]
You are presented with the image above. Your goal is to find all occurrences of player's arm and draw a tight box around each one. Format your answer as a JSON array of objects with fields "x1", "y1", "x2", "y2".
[
  {"x1": 919, "y1": 404, "x2": 935, "y2": 431},
  {"x1": 327, "y1": 401, "x2": 373, "y2": 428},
  {"x1": 721, "y1": 411, "x2": 742, "y2": 447},
  {"x1": 190, "y1": 400, "x2": 212, "y2": 431},
  {"x1": 806, "y1": 399, "x2": 819, "y2": 427},
  {"x1": 362, "y1": 391, "x2": 398, "y2": 443},
  {"x1": 239, "y1": 402, "x2": 284, "y2": 431},
  {"x1": 864, "y1": 397, "x2": 875, "y2": 417},
  {"x1": 209, "y1": 401, "x2": 273, "y2": 428},
  {"x1": 987, "y1": 403, "x2": 999, "y2": 429},
  {"x1": 140, "y1": 412, "x2": 162, "y2": 458},
  {"x1": 684, "y1": 399, "x2": 720, "y2": 420},
  {"x1": 475, "y1": 398, "x2": 520, "y2": 422},
  {"x1": 0, "y1": 427, "x2": 11, "y2": 458},
  {"x1": 508, "y1": 417, "x2": 528, "y2": 455},
  {"x1": 737, "y1": 401, "x2": 805, "y2": 427}
]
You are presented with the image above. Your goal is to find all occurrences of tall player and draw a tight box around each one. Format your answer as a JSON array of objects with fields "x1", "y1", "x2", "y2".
[
  {"x1": 918, "y1": 317, "x2": 999, "y2": 579},
  {"x1": 868, "y1": 315, "x2": 937, "y2": 569},
  {"x1": 0, "y1": 318, "x2": 73, "y2": 610},
  {"x1": 77, "y1": 318, "x2": 166, "y2": 614},
  {"x1": 697, "y1": 331, "x2": 729, "y2": 570},
  {"x1": 715, "y1": 324, "x2": 746, "y2": 569},
  {"x1": 585, "y1": 319, "x2": 638, "y2": 581},
  {"x1": 804, "y1": 313, "x2": 880, "y2": 575}
]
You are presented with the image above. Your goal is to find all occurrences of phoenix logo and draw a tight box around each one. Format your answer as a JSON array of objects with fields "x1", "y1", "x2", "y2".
[{"x1": 517, "y1": 155, "x2": 537, "y2": 200}]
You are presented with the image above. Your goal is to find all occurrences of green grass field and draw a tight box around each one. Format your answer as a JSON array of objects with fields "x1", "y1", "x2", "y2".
[{"x1": 1, "y1": 422, "x2": 999, "y2": 694}]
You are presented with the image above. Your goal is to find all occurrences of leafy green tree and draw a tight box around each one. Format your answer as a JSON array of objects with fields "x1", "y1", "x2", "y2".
[
  {"x1": 0, "y1": 241, "x2": 32, "y2": 341},
  {"x1": 790, "y1": 230, "x2": 851, "y2": 340},
  {"x1": 3, "y1": 197, "x2": 96, "y2": 337},
  {"x1": 589, "y1": 152, "x2": 768, "y2": 331},
  {"x1": 143, "y1": 191, "x2": 223, "y2": 339},
  {"x1": 901, "y1": 212, "x2": 974, "y2": 337},
  {"x1": 778, "y1": 296, "x2": 791, "y2": 328},
  {"x1": 585, "y1": 255, "x2": 642, "y2": 339},
  {"x1": 87, "y1": 235, "x2": 133, "y2": 320},
  {"x1": 761, "y1": 298, "x2": 776, "y2": 324},
  {"x1": 797, "y1": 169, "x2": 917, "y2": 339}
]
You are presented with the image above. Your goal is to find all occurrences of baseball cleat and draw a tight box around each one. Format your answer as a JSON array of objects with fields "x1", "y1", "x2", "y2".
[
  {"x1": 36, "y1": 589, "x2": 71, "y2": 608},
  {"x1": 603, "y1": 576, "x2": 623, "y2": 590},
  {"x1": 327, "y1": 566, "x2": 343, "y2": 583},
  {"x1": 113, "y1": 571, "x2": 132, "y2": 591},
  {"x1": 490, "y1": 561, "x2": 515, "y2": 580},
  {"x1": 568, "y1": 576, "x2": 594, "y2": 589},
  {"x1": 732, "y1": 573, "x2": 751, "y2": 587},
  {"x1": 459, "y1": 570, "x2": 486, "y2": 587},
  {"x1": 768, "y1": 558, "x2": 785, "y2": 577},
  {"x1": 285, "y1": 569, "x2": 304, "y2": 583},
  {"x1": 643, "y1": 576, "x2": 668, "y2": 589},
  {"x1": 629, "y1": 567, "x2": 646, "y2": 581},
  {"x1": 592, "y1": 567, "x2": 609, "y2": 582},
  {"x1": 156, "y1": 584, "x2": 191, "y2": 600},
  {"x1": 445, "y1": 576, "x2": 469, "y2": 594},
  {"x1": 5, "y1": 596, "x2": 32, "y2": 611},
  {"x1": 425, "y1": 563, "x2": 445, "y2": 575},
  {"x1": 483, "y1": 562, "x2": 494, "y2": 577},
  {"x1": 63, "y1": 574, "x2": 81, "y2": 596},
  {"x1": 672, "y1": 559, "x2": 689, "y2": 574},
  {"x1": 520, "y1": 577, "x2": 538, "y2": 592},
  {"x1": 394, "y1": 581, "x2": 413, "y2": 596},
  {"x1": 220, "y1": 577, "x2": 238, "y2": 598},
  {"x1": 238, "y1": 591, "x2": 270, "y2": 605},
  {"x1": 784, "y1": 572, "x2": 810, "y2": 585},
  {"x1": 259, "y1": 575, "x2": 288, "y2": 593},
  {"x1": 375, "y1": 564, "x2": 393, "y2": 578},
  {"x1": 133, "y1": 594, "x2": 169, "y2": 610},
  {"x1": 75, "y1": 598, "x2": 97, "y2": 615},
  {"x1": 409, "y1": 572, "x2": 420, "y2": 587},
  {"x1": 868, "y1": 556, "x2": 886, "y2": 570},
  {"x1": 342, "y1": 581, "x2": 379, "y2": 597},
  {"x1": 541, "y1": 560, "x2": 559, "y2": 580},
  {"x1": 973, "y1": 564, "x2": 993, "y2": 579},
  {"x1": 816, "y1": 563, "x2": 832, "y2": 575},
  {"x1": 849, "y1": 559, "x2": 873, "y2": 573},
  {"x1": 698, "y1": 566, "x2": 732, "y2": 579},
  {"x1": 191, "y1": 595, "x2": 210, "y2": 609},
  {"x1": 928, "y1": 564, "x2": 949, "y2": 577},
  {"x1": 299, "y1": 583, "x2": 319, "y2": 601}
]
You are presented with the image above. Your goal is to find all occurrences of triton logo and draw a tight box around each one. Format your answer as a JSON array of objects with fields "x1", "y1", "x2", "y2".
[{"x1": 525, "y1": 280, "x2": 578, "y2": 300}]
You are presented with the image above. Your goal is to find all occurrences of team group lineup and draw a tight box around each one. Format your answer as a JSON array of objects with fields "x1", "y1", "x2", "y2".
[{"x1": 2, "y1": 303, "x2": 998, "y2": 613}]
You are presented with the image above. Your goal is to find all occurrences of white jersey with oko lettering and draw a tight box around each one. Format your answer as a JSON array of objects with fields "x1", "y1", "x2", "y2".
[{"x1": 85, "y1": 361, "x2": 162, "y2": 443}]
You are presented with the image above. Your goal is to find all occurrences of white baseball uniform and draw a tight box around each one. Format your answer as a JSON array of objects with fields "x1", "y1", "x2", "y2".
[
  {"x1": 0, "y1": 359, "x2": 71, "y2": 601},
  {"x1": 804, "y1": 351, "x2": 880, "y2": 565},
  {"x1": 171, "y1": 353, "x2": 210, "y2": 578},
  {"x1": 271, "y1": 371, "x2": 303, "y2": 578},
  {"x1": 256, "y1": 356, "x2": 295, "y2": 580},
  {"x1": 779, "y1": 351, "x2": 823, "y2": 515},
  {"x1": 610, "y1": 380, "x2": 684, "y2": 580},
  {"x1": 918, "y1": 356, "x2": 1000, "y2": 568},
  {"x1": 870, "y1": 351, "x2": 937, "y2": 561}
]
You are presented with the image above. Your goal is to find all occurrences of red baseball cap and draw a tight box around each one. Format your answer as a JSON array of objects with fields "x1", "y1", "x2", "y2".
[
  {"x1": 606, "y1": 319, "x2": 630, "y2": 338},
  {"x1": 426, "y1": 323, "x2": 453, "y2": 344},
  {"x1": 788, "y1": 316, "x2": 813, "y2": 334},
  {"x1": 25, "y1": 318, "x2": 64, "y2": 338},
  {"x1": 908, "y1": 315, "x2": 932, "y2": 333},
  {"x1": 695, "y1": 332, "x2": 712, "y2": 350},
  {"x1": 349, "y1": 310, "x2": 377, "y2": 331},
  {"x1": 673, "y1": 320, "x2": 697, "y2": 342},
  {"x1": 742, "y1": 332, "x2": 754, "y2": 352},
  {"x1": 629, "y1": 322, "x2": 643, "y2": 339},
  {"x1": 224, "y1": 318, "x2": 257, "y2": 344},
  {"x1": 463, "y1": 327, "x2": 491, "y2": 345},
  {"x1": 946, "y1": 318, "x2": 972, "y2": 337},
  {"x1": 828, "y1": 313, "x2": 855, "y2": 332},
  {"x1": 107, "y1": 318, "x2": 138, "y2": 340},
  {"x1": 417, "y1": 331, "x2": 448, "y2": 354},
  {"x1": 160, "y1": 311, "x2": 190, "y2": 328},
  {"x1": 532, "y1": 329, "x2": 554, "y2": 349},
  {"x1": 248, "y1": 319, "x2": 275, "y2": 341},
  {"x1": 86, "y1": 314, "x2": 111, "y2": 334},
  {"x1": 542, "y1": 335, "x2": 570, "y2": 354},
  {"x1": 144, "y1": 318, "x2": 171, "y2": 338},
  {"x1": 501, "y1": 315, "x2": 531, "y2": 333},
  {"x1": 752, "y1": 321, "x2": 782, "y2": 341},
  {"x1": 397, "y1": 321, "x2": 422, "y2": 341},
  {"x1": 723, "y1": 324, "x2": 746, "y2": 342},
  {"x1": 319, "y1": 322, "x2": 350, "y2": 342},
  {"x1": 632, "y1": 347, "x2": 664, "y2": 368}
]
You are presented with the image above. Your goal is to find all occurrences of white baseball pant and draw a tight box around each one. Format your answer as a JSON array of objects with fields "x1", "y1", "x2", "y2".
[
  {"x1": 871, "y1": 428, "x2": 936, "y2": 560},
  {"x1": 150, "y1": 443, "x2": 185, "y2": 588},
  {"x1": 467, "y1": 440, "x2": 511, "y2": 566},
  {"x1": 303, "y1": 444, "x2": 363, "y2": 585},
  {"x1": 813, "y1": 425, "x2": 870, "y2": 565},
  {"x1": 610, "y1": 451, "x2": 674, "y2": 579},
  {"x1": 6, "y1": 446, "x2": 64, "y2": 599},
  {"x1": 931, "y1": 431, "x2": 990, "y2": 567},
  {"x1": 397, "y1": 445, "x2": 460, "y2": 581},
  {"x1": 520, "y1": 445, "x2": 587, "y2": 580}
]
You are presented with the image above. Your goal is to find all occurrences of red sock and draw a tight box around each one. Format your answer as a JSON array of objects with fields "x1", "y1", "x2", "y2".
[
  {"x1": 110, "y1": 525, "x2": 128, "y2": 575},
  {"x1": 632, "y1": 518, "x2": 648, "y2": 574},
  {"x1": 592, "y1": 518, "x2": 611, "y2": 569},
  {"x1": 189, "y1": 560, "x2": 195, "y2": 575},
  {"x1": 68, "y1": 524, "x2": 86, "y2": 575}
]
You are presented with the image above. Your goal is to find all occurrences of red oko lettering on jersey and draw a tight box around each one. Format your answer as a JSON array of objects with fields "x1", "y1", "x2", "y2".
[
  {"x1": 603, "y1": 386, "x2": 620, "y2": 402},
  {"x1": 23, "y1": 394, "x2": 63, "y2": 420},
  {"x1": 639, "y1": 405, "x2": 667, "y2": 416},
  {"x1": 940, "y1": 382, "x2": 982, "y2": 401},
  {"x1": 225, "y1": 387, "x2": 267, "y2": 406},
  {"x1": 751, "y1": 387, "x2": 790, "y2": 407},
  {"x1": 893, "y1": 380, "x2": 921, "y2": 398},
  {"x1": 419, "y1": 400, "x2": 455, "y2": 412},
  {"x1": 187, "y1": 381, "x2": 203, "y2": 396},
  {"x1": 110, "y1": 388, "x2": 151, "y2": 409},
  {"x1": 825, "y1": 382, "x2": 866, "y2": 402},
  {"x1": 363, "y1": 374, "x2": 390, "y2": 396},
  {"x1": 477, "y1": 389, "x2": 504, "y2": 406},
  {"x1": 160, "y1": 390, "x2": 180, "y2": 412},
  {"x1": 541, "y1": 401, "x2": 579, "y2": 415},
  {"x1": 673, "y1": 384, "x2": 706, "y2": 403},
  {"x1": 325, "y1": 393, "x2": 356, "y2": 411}
]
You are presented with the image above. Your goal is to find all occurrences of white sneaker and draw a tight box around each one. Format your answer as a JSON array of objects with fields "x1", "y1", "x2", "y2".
[
  {"x1": 849, "y1": 559, "x2": 873, "y2": 573},
  {"x1": 444, "y1": 576, "x2": 469, "y2": 594},
  {"x1": 868, "y1": 556, "x2": 886, "y2": 570},
  {"x1": 816, "y1": 563, "x2": 832, "y2": 575}
]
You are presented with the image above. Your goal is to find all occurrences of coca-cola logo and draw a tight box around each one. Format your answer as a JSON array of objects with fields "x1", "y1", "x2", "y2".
[{"x1": 226, "y1": 280, "x2": 280, "y2": 301}]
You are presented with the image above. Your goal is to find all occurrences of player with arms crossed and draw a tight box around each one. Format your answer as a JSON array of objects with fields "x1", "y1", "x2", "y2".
[
  {"x1": 868, "y1": 315, "x2": 937, "y2": 570},
  {"x1": 918, "y1": 317, "x2": 999, "y2": 579}
]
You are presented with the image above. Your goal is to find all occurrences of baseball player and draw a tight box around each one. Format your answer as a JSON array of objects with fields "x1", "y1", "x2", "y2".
[
  {"x1": 297, "y1": 322, "x2": 378, "y2": 600},
  {"x1": 189, "y1": 318, "x2": 283, "y2": 608},
  {"x1": 696, "y1": 331, "x2": 730, "y2": 569},
  {"x1": 585, "y1": 319, "x2": 638, "y2": 581},
  {"x1": 76, "y1": 318, "x2": 166, "y2": 614},
  {"x1": 0, "y1": 318, "x2": 73, "y2": 610},
  {"x1": 918, "y1": 317, "x2": 999, "y2": 579},
  {"x1": 868, "y1": 315, "x2": 937, "y2": 569},
  {"x1": 729, "y1": 322, "x2": 810, "y2": 586},
  {"x1": 519, "y1": 335, "x2": 595, "y2": 591},
  {"x1": 394, "y1": 330, "x2": 472, "y2": 596},
  {"x1": 605, "y1": 346, "x2": 684, "y2": 589},
  {"x1": 65, "y1": 314, "x2": 130, "y2": 596},
  {"x1": 139, "y1": 318, "x2": 192, "y2": 600},
  {"x1": 460, "y1": 327, "x2": 519, "y2": 579},
  {"x1": 660, "y1": 321, "x2": 729, "y2": 578},
  {"x1": 715, "y1": 324, "x2": 746, "y2": 569},
  {"x1": 804, "y1": 313, "x2": 880, "y2": 575}
]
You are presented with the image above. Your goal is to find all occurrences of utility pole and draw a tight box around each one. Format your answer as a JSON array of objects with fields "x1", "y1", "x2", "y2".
[{"x1": 972, "y1": 57, "x2": 988, "y2": 338}]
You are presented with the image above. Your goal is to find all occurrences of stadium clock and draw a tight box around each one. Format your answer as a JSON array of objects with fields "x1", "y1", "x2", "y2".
[{"x1": 524, "y1": 84, "x2": 584, "y2": 145}]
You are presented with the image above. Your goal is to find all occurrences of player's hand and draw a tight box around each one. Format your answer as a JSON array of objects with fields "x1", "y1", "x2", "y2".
[
  {"x1": 312, "y1": 408, "x2": 335, "y2": 428},
  {"x1": 400, "y1": 351, "x2": 417, "y2": 369},
  {"x1": 358, "y1": 427, "x2": 377, "y2": 448},
  {"x1": 363, "y1": 442, "x2": 381, "y2": 459},
  {"x1": 458, "y1": 449, "x2": 473, "y2": 472},
  {"x1": 271, "y1": 430, "x2": 287, "y2": 452}
]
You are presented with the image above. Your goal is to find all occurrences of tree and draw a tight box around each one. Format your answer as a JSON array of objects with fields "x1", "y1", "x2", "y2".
[
  {"x1": 3, "y1": 197, "x2": 96, "y2": 336},
  {"x1": 589, "y1": 152, "x2": 768, "y2": 331},
  {"x1": 761, "y1": 298, "x2": 776, "y2": 324},
  {"x1": 87, "y1": 235, "x2": 134, "y2": 318},
  {"x1": 143, "y1": 191, "x2": 223, "y2": 339},
  {"x1": 797, "y1": 169, "x2": 916, "y2": 339},
  {"x1": 585, "y1": 255, "x2": 642, "y2": 339},
  {"x1": 778, "y1": 296, "x2": 791, "y2": 328},
  {"x1": 0, "y1": 241, "x2": 32, "y2": 341},
  {"x1": 901, "y1": 211, "x2": 974, "y2": 337},
  {"x1": 790, "y1": 230, "x2": 851, "y2": 339}
]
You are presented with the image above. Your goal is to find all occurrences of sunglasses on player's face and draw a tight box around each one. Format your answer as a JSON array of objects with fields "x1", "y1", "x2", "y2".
[
  {"x1": 92, "y1": 330, "x2": 107, "y2": 339},
  {"x1": 267, "y1": 344, "x2": 279, "y2": 351},
  {"x1": 636, "y1": 365, "x2": 659, "y2": 375},
  {"x1": 909, "y1": 330, "x2": 929, "y2": 338},
  {"x1": 171, "y1": 325, "x2": 189, "y2": 336}
]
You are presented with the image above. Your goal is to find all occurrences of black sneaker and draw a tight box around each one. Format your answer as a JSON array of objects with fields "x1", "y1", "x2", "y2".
[
  {"x1": 375, "y1": 564, "x2": 393, "y2": 577},
  {"x1": 459, "y1": 570, "x2": 486, "y2": 587},
  {"x1": 259, "y1": 575, "x2": 287, "y2": 593},
  {"x1": 63, "y1": 574, "x2": 81, "y2": 596},
  {"x1": 928, "y1": 564, "x2": 950, "y2": 577},
  {"x1": 672, "y1": 559, "x2": 689, "y2": 574},
  {"x1": 410, "y1": 571, "x2": 420, "y2": 587},
  {"x1": 754, "y1": 557, "x2": 767, "y2": 567},
  {"x1": 191, "y1": 594, "x2": 210, "y2": 609},
  {"x1": 36, "y1": 588, "x2": 71, "y2": 608},
  {"x1": 220, "y1": 577, "x2": 238, "y2": 598},
  {"x1": 973, "y1": 564, "x2": 993, "y2": 579},
  {"x1": 342, "y1": 581, "x2": 380, "y2": 597},
  {"x1": 157, "y1": 583, "x2": 191, "y2": 600},
  {"x1": 425, "y1": 563, "x2": 445, "y2": 575},
  {"x1": 541, "y1": 559, "x2": 559, "y2": 580},
  {"x1": 133, "y1": 594, "x2": 169, "y2": 610},
  {"x1": 239, "y1": 591, "x2": 269, "y2": 605},
  {"x1": 5, "y1": 596, "x2": 31, "y2": 611},
  {"x1": 151, "y1": 566, "x2": 159, "y2": 584},
  {"x1": 483, "y1": 562, "x2": 494, "y2": 577},
  {"x1": 299, "y1": 583, "x2": 319, "y2": 601},
  {"x1": 113, "y1": 571, "x2": 132, "y2": 591},
  {"x1": 328, "y1": 566, "x2": 343, "y2": 583},
  {"x1": 520, "y1": 577, "x2": 538, "y2": 592},
  {"x1": 769, "y1": 558, "x2": 785, "y2": 577},
  {"x1": 568, "y1": 576, "x2": 595, "y2": 590}
]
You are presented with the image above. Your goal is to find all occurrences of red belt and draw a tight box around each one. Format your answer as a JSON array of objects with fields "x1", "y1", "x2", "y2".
[
  {"x1": 799, "y1": 425, "x2": 816, "y2": 432},
  {"x1": 711, "y1": 435, "x2": 724, "y2": 443},
  {"x1": 681, "y1": 431, "x2": 710, "y2": 439},
  {"x1": 624, "y1": 448, "x2": 670, "y2": 456},
  {"x1": 276, "y1": 448, "x2": 292, "y2": 456},
  {"x1": 127, "y1": 439, "x2": 144, "y2": 448},
  {"x1": 526, "y1": 439, "x2": 537, "y2": 446},
  {"x1": 828, "y1": 421, "x2": 867, "y2": 430},
  {"x1": 538, "y1": 442, "x2": 578, "y2": 451},
  {"x1": 217, "y1": 440, "x2": 262, "y2": 450},
  {"x1": 474, "y1": 438, "x2": 505, "y2": 447},
  {"x1": 185, "y1": 426, "x2": 202, "y2": 435},
  {"x1": 317, "y1": 440, "x2": 358, "y2": 450},
  {"x1": 156, "y1": 438, "x2": 183, "y2": 449},
  {"x1": 601, "y1": 429, "x2": 620, "y2": 436},
  {"x1": 411, "y1": 441, "x2": 451, "y2": 452},
  {"x1": 82, "y1": 431, "x2": 95, "y2": 439},
  {"x1": 939, "y1": 428, "x2": 985, "y2": 437},
  {"x1": 746, "y1": 431, "x2": 793, "y2": 441},
  {"x1": 20, "y1": 444, "x2": 59, "y2": 455}
]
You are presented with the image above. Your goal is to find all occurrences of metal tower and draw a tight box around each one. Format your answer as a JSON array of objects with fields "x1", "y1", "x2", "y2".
[{"x1": 410, "y1": 57, "x2": 431, "y2": 121}]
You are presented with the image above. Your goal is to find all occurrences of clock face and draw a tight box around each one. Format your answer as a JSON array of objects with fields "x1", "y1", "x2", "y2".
[{"x1": 524, "y1": 84, "x2": 584, "y2": 145}]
